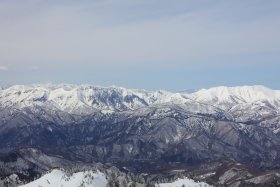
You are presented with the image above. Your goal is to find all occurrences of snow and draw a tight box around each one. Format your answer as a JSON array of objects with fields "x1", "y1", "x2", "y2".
[
  {"x1": 18, "y1": 169, "x2": 212, "y2": 187},
  {"x1": 198, "y1": 172, "x2": 216, "y2": 179},
  {"x1": 156, "y1": 177, "x2": 212, "y2": 187},
  {"x1": 273, "y1": 128, "x2": 280, "y2": 134},
  {"x1": 20, "y1": 169, "x2": 107, "y2": 187}
]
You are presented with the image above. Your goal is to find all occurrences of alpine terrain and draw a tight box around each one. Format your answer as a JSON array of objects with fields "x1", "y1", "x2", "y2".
[{"x1": 0, "y1": 84, "x2": 280, "y2": 187}]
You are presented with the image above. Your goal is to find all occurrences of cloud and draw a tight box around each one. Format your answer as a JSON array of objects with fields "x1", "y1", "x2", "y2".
[
  {"x1": 0, "y1": 66, "x2": 8, "y2": 70},
  {"x1": 0, "y1": 0, "x2": 279, "y2": 70}
]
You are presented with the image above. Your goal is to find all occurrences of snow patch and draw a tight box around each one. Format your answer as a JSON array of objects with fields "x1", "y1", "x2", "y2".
[
  {"x1": 20, "y1": 169, "x2": 107, "y2": 187},
  {"x1": 156, "y1": 177, "x2": 212, "y2": 187}
]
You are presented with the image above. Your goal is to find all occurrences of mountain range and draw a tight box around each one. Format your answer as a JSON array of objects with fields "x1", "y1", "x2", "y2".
[{"x1": 0, "y1": 84, "x2": 280, "y2": 186}]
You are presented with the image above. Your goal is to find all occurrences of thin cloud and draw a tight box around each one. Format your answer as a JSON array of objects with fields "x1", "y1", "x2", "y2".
[
  {"x1": 0, "y1": 0, "x2": 279, "y2": 69},
  {"x1": 0, "y1": 0, "x2": 279, "y2": 89},
  {"x1": 29, "y1": 65, "x2": 39, "y2": 70},
  {"x1": 0, "y1": 66, "x2": 8, "y2": 70}
]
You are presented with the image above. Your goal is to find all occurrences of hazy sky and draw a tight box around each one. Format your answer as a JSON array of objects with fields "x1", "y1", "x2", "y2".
[{"x1": 0, "y1": 0, "x2": 279, "y2": 91}]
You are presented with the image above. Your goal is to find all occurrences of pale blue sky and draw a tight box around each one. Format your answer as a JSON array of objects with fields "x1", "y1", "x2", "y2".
[{"x1": 0, "y1": 0, "x2": 279, "y2": 91}]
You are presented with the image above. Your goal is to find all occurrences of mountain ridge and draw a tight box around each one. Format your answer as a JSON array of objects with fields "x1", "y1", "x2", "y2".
[{"x1": 1, "y1": 84, "x2": 279, "y2": 114}]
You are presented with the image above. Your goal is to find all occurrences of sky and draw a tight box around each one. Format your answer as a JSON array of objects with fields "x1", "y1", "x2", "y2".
[{"x1": 0, "y1": 0, "x2": 279, "y2": 91}]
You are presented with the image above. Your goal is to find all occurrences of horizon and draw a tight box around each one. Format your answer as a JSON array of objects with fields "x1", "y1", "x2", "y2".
[{"x1": 0, "y1": 0, "x2": 279, "y2": 90}]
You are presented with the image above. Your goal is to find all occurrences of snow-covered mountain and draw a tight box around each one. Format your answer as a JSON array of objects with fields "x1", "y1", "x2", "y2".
[
  {"x1": 0, "y1": 84, "x2": 279, "y2": 114},
  {"x1": 0, "y1": 84, "x2": 174, "y2": 114},
  {"x1": 192, "y1": 85, "x2": 280, "y2": 103},
  {"x1": 191, "y1": 85, "x2": 280, "y2": 109}
]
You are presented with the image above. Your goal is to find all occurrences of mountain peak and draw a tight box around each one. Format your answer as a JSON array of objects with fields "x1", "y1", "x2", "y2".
[{"x1": 191, "y1": 85, "x2": 280, "y2": 104}]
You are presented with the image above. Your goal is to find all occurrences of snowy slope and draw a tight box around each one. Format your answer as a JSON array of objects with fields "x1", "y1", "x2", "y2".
[
  {"x1": 20, "y1": 169, "x2": 107, "y2": 187},
  {"x1": 157, "y1": 177, "x2": 212, "y2": 187}
]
